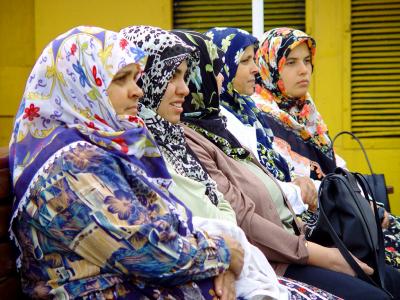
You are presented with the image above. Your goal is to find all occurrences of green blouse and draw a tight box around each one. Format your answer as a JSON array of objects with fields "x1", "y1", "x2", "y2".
[
  {"x1": 238, "y1": 159, "x2": 295, "y2": 234},
  {"x1": 166, "y1": 161, "x2": 237, "y2": 225}
]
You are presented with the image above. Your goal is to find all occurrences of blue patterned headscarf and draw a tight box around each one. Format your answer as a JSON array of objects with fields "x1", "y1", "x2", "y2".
[
  {"x1": 9, "y1": 26, "x2": 192, "y2": 232},
  {"x1": 206, "y1": 27, "x2": 292, "y2": 181}
]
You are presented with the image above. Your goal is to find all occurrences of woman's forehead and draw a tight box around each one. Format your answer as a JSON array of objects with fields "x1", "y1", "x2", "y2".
[{"x1": 287, "y1": 43, "x2": 311, "y2": 58}]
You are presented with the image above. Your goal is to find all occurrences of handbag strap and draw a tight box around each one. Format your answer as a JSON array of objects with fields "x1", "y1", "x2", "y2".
[
  {"x1": 318, "y1": 174, "x2": 392, "y2": 297},
  {"x1": 332, "y1": 131, "x2": 374, "y2": 174},
  {"x1": 319, "y1": 174, "x2": 376, "y2": 286},
  {"x1": 353, "y1": 172, "x2": 388, "y2": 290}
]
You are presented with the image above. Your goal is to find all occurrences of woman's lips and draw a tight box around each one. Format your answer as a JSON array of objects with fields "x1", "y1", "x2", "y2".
[
  {"x1": 170, "y1": 101, "x2": 184, "y2": 113},
  {"x1": 297, "y1": 80, "x2": 309, "y2": 86}
]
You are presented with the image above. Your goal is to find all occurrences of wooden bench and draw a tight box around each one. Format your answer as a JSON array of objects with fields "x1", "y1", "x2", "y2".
[{"x1": 0, "y1": 147, "x2": 25, "y2": 298}]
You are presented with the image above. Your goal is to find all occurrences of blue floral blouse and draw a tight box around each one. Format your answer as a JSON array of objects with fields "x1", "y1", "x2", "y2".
[{"x1": 14, "y1": 142, "x2": 230, "y2": 299}]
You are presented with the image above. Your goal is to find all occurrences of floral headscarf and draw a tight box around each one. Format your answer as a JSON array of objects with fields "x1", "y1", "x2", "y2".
[
  {"x1": 9, "y1": 27, "x2": 197, "y2": 269},
  {"x1": 121, "y1": 26, "x2": 221, "y2": 206},
  {"x1": 255, "y1": 27, "x2": 333, "y2": 158},
  {"x1": 206, "y1": 27, "x2": 292, "y2": 181},
  {"x1": 173, "y1": 30, "x2": 250, "y2": 161}
]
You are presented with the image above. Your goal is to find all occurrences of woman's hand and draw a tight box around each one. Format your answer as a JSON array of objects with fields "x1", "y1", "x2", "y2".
[
  {"x1": 222, "y1": 235, "x2": 244, "y2": 278},
  {"x1": 369, "y1": 202, "x2": 390, "y2": 229},
  {"x1": 328, "y1": 247, "x2": 374, "y2": 276},
  {"x1": 381, "y1": 209, "x2": 390, "y2": 229},
  {"x1": 307, "y1": 241, "x2": 374, "y2": 276},
  {"x1": 293, "y1": 177, "x2": 318, "y2": 211},
  {"x1": 213, "y1": 270, "x2": 236, "y2": 300}
]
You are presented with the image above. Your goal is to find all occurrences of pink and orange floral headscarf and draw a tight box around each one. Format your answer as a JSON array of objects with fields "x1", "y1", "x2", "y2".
[{"x1": 254, "y1": 27, "x2": 332, "y2": 156}]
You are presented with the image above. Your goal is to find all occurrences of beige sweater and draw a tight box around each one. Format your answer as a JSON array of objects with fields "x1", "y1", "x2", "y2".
[{"x1": 183, "y1": 125, "x2": 309, "y2": 276}]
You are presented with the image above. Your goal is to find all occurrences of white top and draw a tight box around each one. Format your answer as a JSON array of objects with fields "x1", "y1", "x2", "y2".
[
  {"x1": 220, "y1": 106, "x2": 259, "y2": 160},
  {"x1": 219, "y1": 105, "x2": 308, "y2": 214}
]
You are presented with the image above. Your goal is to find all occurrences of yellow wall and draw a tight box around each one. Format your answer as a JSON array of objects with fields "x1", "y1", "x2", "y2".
[
  {"x1": 307, "y1": 0, "x2": 400, "y2": 214},
  {"x1": 0, "y1": 0, "x2": 35, "y2": 148},
  {"x1": 2, "y1": 0, "x2": 399, "y2": 214},
  {"x1": 0, "y1": 0, "x2": 172, "y2": 146}
]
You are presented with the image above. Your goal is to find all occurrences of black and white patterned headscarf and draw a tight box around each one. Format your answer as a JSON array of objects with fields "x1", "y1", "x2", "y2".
[{"x1": 120, "y1": 25, "x2": 220, "y2": 205}]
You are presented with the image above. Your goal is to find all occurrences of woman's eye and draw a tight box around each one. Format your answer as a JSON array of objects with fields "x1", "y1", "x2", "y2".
[
  {"x1": 113, "y1": 75, "x2": 124, "y2": 82},
  {"x1": 134, "y1": 71, "x2": 142, "y2": 82}
]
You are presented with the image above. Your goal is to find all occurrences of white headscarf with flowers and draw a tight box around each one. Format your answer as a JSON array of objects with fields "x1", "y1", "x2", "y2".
[{"x1": 9, "y1": 26, "x2": 157, "y2": 184}]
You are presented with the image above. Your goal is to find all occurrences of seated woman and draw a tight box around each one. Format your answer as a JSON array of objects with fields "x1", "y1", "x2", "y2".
[
  {"x1": 8, "y1": 26, "x2": 241, "y2": 300},
  {"x1": 252, "y1": 27, "x2": 400, "y2": 270},
  {"x1": 175, "y1": 29, "x2": 396, "y2": 299},
  {"x1": 205, "y1": 27, "x2": 318, "y2": 215},
  {"x1": 120, "y1": 25, "x2": 293, "y2": 300}
]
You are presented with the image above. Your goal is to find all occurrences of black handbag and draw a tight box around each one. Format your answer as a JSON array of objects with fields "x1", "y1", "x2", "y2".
[
  {"x1": 307, "y1": 167, "x2": 391, "y2": 296},
  {"x1": 332, "y1": 131, "x2": 391, "y2": 212}
]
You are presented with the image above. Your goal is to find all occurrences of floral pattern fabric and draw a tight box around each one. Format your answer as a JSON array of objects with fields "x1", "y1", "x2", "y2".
[
  {"x1": 383, "y1": 214, "x2": 400, "y2": 269},
  {"x1": 278, "y1": 277, "x2": 343, "y2": 300},
  {"x1": 15, "y1": 143, "x2": 229, "y2": 299},
  {"x1": 205, "y1": 27, "x2": 292, "y2": 182},
  {"x1": 9, "y1": 26, "x2": 230, "y2": 299},
  {"x1": 254, "y1": 27, "x2": 334, "y2": 160},
  {"x1": 121, "y1": 26, "x2": 221, "y2": 206},
  {"x1": 173, "y1": 30, "x2": 251, "y2": 161}
]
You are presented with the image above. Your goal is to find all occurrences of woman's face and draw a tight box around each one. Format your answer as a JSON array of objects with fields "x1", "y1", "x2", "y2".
[
  {"x1": 157, "y1": 61, "x2": 190, "y2": 124},
  {"x1": 107, "y1": 63, "x2": 143, "y2": 116},
  {"x1": 232, "y1": 45, "x2": 258, "y2": 96},
  {"x1": 279, "y1": 43, "x2": 312, "y2": 98}
]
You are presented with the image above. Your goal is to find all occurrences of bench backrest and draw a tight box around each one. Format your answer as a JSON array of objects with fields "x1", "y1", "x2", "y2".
[{"x1": 0, "y1": 147, "x2": 24, "y2": 298}]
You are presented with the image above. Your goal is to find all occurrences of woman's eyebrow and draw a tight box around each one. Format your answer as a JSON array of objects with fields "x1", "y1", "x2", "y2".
[
  {"x1": 288, "y1": 54, "x2": 310, "y2": 60},
  {"x1": 175, "y1": 67, "x2": 186, "y2": 75},
  {"x1": 241, "y1": 54, "x2": 252, "y2": 60},
  {"x1": 114, "y1": 69, "x2": 132, "y2": 78}
]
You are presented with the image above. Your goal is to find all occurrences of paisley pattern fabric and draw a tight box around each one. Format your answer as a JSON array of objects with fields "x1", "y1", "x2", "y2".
[
  {"x1": 254, "y1": 27, "x2": 334, "y2": 160},
  {"x1": 9, "y1": 26, "x2": 230, "y2": 299},
  {"x1": 121, "y1": 26, "x2": 221, "y2": 206},
  {"x1": 206, "y1": 27, "x2": 292, "y2": 181}
]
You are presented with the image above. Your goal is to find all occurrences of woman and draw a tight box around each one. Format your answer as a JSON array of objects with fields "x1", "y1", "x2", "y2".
[
  {"x1": 8, "y1": 26, "x2": 239, "y2": 299},
  {"x1": 120, "y1": 25, "x2": 296, "y2": 300},
  {"x1": 177, "y1": 29, "x2": 396, "y2": 299},
  {"x1": 206, "y1": 27, "x2": 318, "y2": 215},
  {"x1": 253, "y1": 28, "x2": 336, "y2": 181},
  {"x1": 253, "y1": 27, "x2": 400, "y2": 271}
]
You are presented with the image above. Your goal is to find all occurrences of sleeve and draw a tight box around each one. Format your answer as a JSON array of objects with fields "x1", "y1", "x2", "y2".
[
  {"x1": 335, "y1": 153, "x2": 347, "y2": 169},
  {"x1": 215, "y1": 191, "x2": 237, "y2": 225},
  {"x1": 276, "y1": 181, "x2": 308, "y2": 215},
  {"x1": 184, "y1": 130, "x2": 309, "y2": 267},
  {"x1": 36, "y1": 147, "x2": 230, "y2": 286},
  {"x1": 166, "y1": 162, "x2": 237, "y2": 225}
]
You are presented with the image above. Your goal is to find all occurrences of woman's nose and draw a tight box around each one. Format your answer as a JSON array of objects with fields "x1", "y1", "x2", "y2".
[
  {"x1": 250, "y1": 60, "x2": 259, "y2": 74},
  {"x1": 299, "y1": 62, "x2": 308, "y2": 74},
  {"x1": 128, "y1": 80, "x2": 144, "y2": 98},
  {"x1": 177, "y1": 79, "x2": 189, "y2": 97}
]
